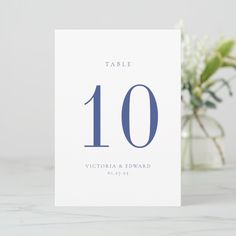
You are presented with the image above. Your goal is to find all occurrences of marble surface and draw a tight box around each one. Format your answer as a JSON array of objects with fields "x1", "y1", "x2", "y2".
[{"x1": 0, "y1": 158, "x2": 236, "y2": 236}]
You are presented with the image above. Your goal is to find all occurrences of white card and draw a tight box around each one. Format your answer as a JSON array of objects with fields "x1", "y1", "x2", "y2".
[{"x1": 55, "y1": 30, "x2": 181, "y2": 206}]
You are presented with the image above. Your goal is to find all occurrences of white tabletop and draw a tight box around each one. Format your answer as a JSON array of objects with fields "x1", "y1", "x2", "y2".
[{"x1": 0, "y1": 158, "x2": 236, "y2": 236}]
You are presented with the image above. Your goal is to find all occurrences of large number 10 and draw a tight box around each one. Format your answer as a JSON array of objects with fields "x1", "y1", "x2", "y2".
[{"x1": 84, "y1": 84, "x2": 158, "y2": 148}]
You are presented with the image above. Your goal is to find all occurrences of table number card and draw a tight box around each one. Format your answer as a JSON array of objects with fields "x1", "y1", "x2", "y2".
[{"x1": 55, "y1": 30, "x2": 181, "y2": 206}]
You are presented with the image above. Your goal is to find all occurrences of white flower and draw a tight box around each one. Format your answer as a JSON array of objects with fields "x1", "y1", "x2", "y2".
[{"x1": 176, "y1": 21, "x2": 209, "y2": 85}]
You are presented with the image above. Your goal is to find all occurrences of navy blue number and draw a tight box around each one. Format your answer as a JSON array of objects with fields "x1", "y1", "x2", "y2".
[
  {"x1": 84, "y1": 85, "x2": 109, "y2": 147},
  {"x1": 122, "y1": 84, "x2": 158, "y2": 148},
  {"x1": 85, "y1": 84, "x2": 158, "y2": 148}
]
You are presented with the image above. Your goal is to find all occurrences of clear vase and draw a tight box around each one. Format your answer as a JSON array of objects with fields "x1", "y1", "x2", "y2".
[{"x1": 181, "y1": 110, "x2": 225, "y2": 170}]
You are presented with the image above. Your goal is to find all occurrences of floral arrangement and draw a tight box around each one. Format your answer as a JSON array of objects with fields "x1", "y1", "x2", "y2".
[
  {"x1": 181, "y1": 28, "x2": 236, "y2": 111},
  {"x1": 180, "y1": 24, "x2": 236, "y2": 168}
]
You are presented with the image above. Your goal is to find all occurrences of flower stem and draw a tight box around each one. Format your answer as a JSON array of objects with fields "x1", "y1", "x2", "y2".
[{"x1": 193, "y1": 111, "x2": 225, "y2": 165}]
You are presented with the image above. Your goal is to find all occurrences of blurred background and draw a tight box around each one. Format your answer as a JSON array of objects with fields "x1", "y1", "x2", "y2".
[{"x1": 0, "y1": 0, "x2": 235, "y2": 162}]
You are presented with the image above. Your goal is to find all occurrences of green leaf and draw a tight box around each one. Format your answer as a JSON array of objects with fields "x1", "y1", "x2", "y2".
[
  {"x1": 222, "y1": 57, "x2": 236, "y2": 69},
  {"x1": 217, "y1": 40, "x2": 235, "y2": 57},
  {"x1": 201, "y1": 53, "x2": 222, "y2": 83},
  {"x1": 205, "y1": 90, "x2": 222, "y2": 103},
  {"x1": 202, "y1": 79, "x2": 214, "y2": 89},
  {"x1": 205, "y1": 100, "x2": 217, "y2": 109},
  {"x1": 191, "y1": 95, "x2": 202, "y2": 108}
]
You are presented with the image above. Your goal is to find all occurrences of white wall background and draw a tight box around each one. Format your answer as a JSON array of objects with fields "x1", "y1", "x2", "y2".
[{"x1": 0, "y1": 0, "x2": 236, "y2": 161}]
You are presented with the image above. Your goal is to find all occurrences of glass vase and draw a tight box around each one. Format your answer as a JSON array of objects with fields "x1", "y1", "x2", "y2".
[{"x1": 181, "y1": 110, "x2": 225, "y2": 170}]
